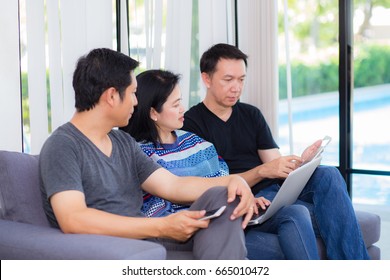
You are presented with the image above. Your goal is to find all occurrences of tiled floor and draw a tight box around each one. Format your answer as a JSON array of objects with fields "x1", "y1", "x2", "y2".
[{"x1": 354, "y1": 203, "x2": 390, "y2": 260}]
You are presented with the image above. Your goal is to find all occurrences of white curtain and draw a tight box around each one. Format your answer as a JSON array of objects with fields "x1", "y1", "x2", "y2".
[
  {"x1": 164, "y1": 0, "x2": 193, "y2": 110},
  {"x1": 197, "y1": 0, "x2": 235, "y2": 101},
  {"x1": 237, "y1": 0, "x2": 279, "y2": 138},
  {"x1": 0, "y1": 0, "x2": 113, "y2": 153},
  {"x1": 198, "y1": 0, "x2": 235, "y2": 53},
  {"x1": 60, "y1": 0, "x2": 113, "y2": 127},
  {"x1": 0, "y1": 1, "x2": 22, "y2": 152},
  {"x1": 0, "y1": 0, "x2": 280, "y2": 153},
  {"x1": 127, "y1": 0, "x2": 165, "y2": 70},
  {"x1": 26, "y1": 0, "x2": 49, "y2": 154}
]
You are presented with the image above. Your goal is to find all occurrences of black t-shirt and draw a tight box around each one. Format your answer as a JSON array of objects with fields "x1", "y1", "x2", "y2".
[{"x1": 183, "y1": 102, "x2": 280, "y2": 193}]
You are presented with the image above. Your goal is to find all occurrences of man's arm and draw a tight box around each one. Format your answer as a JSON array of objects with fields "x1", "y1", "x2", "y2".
[
  {"x1": 242, "y1": 139, "x2": 322, "y2": 186},
  {"x1": 236, "y1": 148, "x2": 303, "y2": 187},
  {"x1": 50, "y1": 190, "x2": 209, "y2": 241},
  {"x1": 142, "y1": 168, "x2": 254, "y2": 225}
]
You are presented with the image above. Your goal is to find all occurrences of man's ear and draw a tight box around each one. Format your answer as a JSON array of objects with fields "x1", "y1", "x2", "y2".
[
  {"x1": 101, "y1": 87, "x2": 118, "y2": 107},
  {"x1": 201, "y1": 72, "x2": 211, "y2": 88}
]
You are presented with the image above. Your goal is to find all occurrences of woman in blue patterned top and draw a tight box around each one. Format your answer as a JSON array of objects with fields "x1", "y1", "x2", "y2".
[
  {"x1": 140, "y1": 130, "x2": 229, "y2": 216},
  {"x1": 120, "y1": 69, "x2": 319, "y2": 260},
  {"x1": 120, "y1": 70, "x2": 231, "y2": 217}
]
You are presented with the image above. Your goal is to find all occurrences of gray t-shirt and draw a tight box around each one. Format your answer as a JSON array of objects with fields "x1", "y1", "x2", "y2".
[{"x1": 39, "y1": 122, "x2": 161, "y2": 228}]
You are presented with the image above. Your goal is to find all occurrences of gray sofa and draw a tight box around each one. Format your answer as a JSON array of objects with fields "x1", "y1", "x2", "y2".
[{"x1": 0, "y1": 150, "x2": 381, "y2": 259}]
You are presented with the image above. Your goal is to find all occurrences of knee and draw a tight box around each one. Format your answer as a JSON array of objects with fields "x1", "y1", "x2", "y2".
[
  {"x1": 311, "y1": 165, "x2": 347, "y2": 192},
  {"x1": 190, "y1": 186, "x2": 230, "y2": 211},
  {"x1": 315, "y1": 165, "x2": 341, "y2": 179},
  {"x1": 203, "y1": 186, "x2": 227, "y2": 197},
  {"x1": 276, "y1": 205, "x2": 313, "y2": 233},
  {"x1": 283, "y1": 204, "x2": 311, "y2": 221},
  {"x1": 206, "y1": 186, "x2": 243, "y2": 217}
]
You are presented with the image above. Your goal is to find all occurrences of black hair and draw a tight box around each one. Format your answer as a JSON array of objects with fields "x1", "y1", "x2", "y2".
[
  {"x1": 72, "y1": 48, "x2": 139, "y2": 112},
  {"x1": 200, "y1": 43, "x2": 248, "y2": 75},
  {"x1": 119, "y1": 69, "x2": 180, "y2": 146}
]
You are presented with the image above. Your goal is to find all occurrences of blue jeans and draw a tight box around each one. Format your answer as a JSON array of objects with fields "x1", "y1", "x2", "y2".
[
  {"x1": 245, "y1": 202, "x2": 319, "y2": 260},
  {"x1": 256, "y1": 165, "x2": 370, "y2": 260}
]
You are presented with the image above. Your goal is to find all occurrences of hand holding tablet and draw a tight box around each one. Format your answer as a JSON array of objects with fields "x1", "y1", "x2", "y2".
[{"x1": 301, "y1": 136, "x2": 332, "y2": 165}]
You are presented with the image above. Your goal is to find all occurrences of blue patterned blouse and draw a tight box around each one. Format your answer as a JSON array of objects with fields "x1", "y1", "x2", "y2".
[{"x1": 139, "y1": 130, "x2": 229, "y2": 217}]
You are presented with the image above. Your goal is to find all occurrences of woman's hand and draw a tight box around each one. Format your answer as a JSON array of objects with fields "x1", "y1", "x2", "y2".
[{"x1": 253, "y1": 196, "x2": 271, "y2": 214}]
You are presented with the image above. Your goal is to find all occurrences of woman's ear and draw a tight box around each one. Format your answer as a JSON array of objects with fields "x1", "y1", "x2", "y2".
[{"x1": 150, "y1": 107, "x2": 158, "y2": 122}]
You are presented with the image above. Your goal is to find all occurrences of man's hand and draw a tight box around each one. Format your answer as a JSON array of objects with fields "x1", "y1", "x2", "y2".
[
  {"x1": 159, "y1": 210, "x2": 210, "y2": 242},
  {"x1": 225, "y1": 175, "x2": 255, "y2": 227},
  {"x1": 258, "y1": 155, "x2": 302, "y2": 179},
  {"x1": 301, "y1": 139, "x2": 322, "y2": 163}
]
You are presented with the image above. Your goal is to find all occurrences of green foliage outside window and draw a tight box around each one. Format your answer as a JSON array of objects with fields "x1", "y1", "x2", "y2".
[{"x1": 279, "y1": 44, "x2": 390, "y2": 99}]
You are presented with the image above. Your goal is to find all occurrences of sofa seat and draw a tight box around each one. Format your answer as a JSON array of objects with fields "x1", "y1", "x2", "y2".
[
  {"x1": 316, "y1": 210, "x2": 381, "y2": 259},
  {"x1": 0, "y1": 150, "x2": 381, "y2": 259},
  {"x1": 0, "y1": 150, "x2": 167, "y2": 260}
]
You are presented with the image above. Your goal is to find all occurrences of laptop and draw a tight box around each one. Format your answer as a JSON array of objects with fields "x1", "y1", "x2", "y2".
[{"x1": 248, "y1": 155, "x2": 322, "y2": 226}]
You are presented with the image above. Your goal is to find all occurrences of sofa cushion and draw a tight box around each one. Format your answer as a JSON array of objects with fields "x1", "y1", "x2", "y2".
[
  {"x1": 315, "y1": 210, "x2": 381, "y2": 260},
  {"x1": 0, "y1": 150, "x2": 50, "y2": 227},
  {"x1": 355, "y1": 210, "x2": 381, "y2": 248},
  {"x1": 0, "y1": 219, "x2": 167, "y2": 260}
]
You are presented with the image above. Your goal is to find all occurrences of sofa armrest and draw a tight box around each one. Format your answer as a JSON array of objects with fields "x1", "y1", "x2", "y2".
[
  {"x1": 355, "y1": 210, "x2": 381, "y2": 248},
  {"x1": 0, "y1": 219, "x2": 166, "y2": 260}
]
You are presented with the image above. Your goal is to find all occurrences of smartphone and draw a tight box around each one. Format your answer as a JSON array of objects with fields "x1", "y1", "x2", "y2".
[
  {"x1": 198, "y1": 205, "x2": 226, "y2": 221},
  {"x1": 312, "y1": 135, "x2": 332, "y2": 159}
]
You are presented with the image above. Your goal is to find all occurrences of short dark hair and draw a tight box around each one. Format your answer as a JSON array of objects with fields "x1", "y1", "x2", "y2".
[
  {"x1": 200, "y1": 43, "x2": 248, "y2": 76},
  {"x1": 72, "y1": 48, "x2": 139, "y2": 112},
  {"x1": 119, "y1": 69, "x2": 181, "y2": 146}
]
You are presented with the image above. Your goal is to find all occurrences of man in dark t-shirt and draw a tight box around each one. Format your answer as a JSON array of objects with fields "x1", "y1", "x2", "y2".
[
  {"x1": 183, "y1": 43, "x2": 369, "y2": 260},
  {"x1": 183, "y1": 101, "x2": 281, "y2": 194}
]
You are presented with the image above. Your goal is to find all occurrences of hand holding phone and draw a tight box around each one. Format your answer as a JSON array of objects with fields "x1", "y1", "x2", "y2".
[
  {"x1": 198, "y1": 205, "x2": 226, "y2": 221},
  {"x1": 302, "y1": 136, "x2": 332, "y2": 165},
  {"x1": 312, "y1": 135, "x2": 332, "y2": 159}
]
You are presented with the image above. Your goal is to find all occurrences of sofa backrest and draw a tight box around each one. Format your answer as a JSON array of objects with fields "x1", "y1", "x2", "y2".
[{"x1": 0, "y1": 150, "x2": 50, "y2": 227}]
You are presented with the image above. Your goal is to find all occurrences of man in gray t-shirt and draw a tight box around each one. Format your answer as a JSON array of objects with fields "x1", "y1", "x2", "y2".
[
  {"x1": 39, "y1": 48, "x2": 255, "y2": 260},
  {"x1": 40, "y1": 122, "x2": 159, "y2": 228}
]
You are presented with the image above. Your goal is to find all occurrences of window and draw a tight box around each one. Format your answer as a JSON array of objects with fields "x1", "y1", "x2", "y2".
[
  {"x1": 277, "y1": 0, "x2": 340, "y2": 166},
  {"x1": 352, "y1": 0, "x2": 390, "y2": 205},
  {"x1": 278, "y1": 0, "x2": 390, "y2": 206}
]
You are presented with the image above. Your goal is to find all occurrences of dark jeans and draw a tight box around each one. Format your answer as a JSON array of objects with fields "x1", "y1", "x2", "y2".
[
  {"x1": 245, "y1": 201, "x2": 318, "y2": 259},
  {"x1": 255, "y1": 165, "x2": 370, "y2": 260}
]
